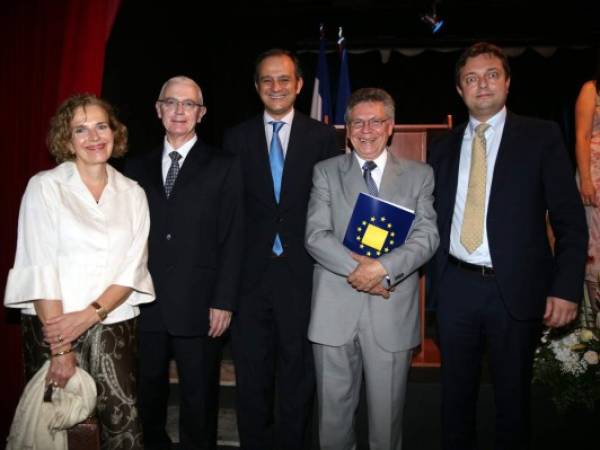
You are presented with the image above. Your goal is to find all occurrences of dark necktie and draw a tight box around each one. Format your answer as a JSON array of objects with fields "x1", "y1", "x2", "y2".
[
  {"x1": 269, "y1": 121, "x2": 285, "y2": 255},
  {"x1": 362, "y1": 160, "x2": 379, "y2": 197},
  {"x1": 164, "y1": 151, "x2": 182, "y2": 198}
]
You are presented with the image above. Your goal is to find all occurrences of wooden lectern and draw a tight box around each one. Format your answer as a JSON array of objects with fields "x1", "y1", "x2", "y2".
[{"x1": 334, "y1": 115, "x2": 453, "y2": 367}]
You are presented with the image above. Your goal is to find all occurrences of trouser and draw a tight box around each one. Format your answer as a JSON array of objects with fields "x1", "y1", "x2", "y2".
[
  {"x1": 437, "y1": 263, "x2": 541, "y2": 450},
  {"x1": 313, "y1": 302, "x2": 412, "y2": 450},
  {"x1": 137, "y1": 330, "x2": 219, "y2": 450},
  {"x1": 232, "y1": 258, "x2": 315, "y2": 450}
]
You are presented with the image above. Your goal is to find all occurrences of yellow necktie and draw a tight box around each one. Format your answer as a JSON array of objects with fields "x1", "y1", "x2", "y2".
[{"x1": 460, "y1": 123, "x2": 490, "y2": 253}]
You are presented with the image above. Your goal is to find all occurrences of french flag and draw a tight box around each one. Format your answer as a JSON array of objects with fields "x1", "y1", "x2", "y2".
[{"x1": 310, "y1": 24, "x2": 333, "y2": 125}]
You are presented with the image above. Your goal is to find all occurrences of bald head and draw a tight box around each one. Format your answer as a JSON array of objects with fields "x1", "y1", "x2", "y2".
[{"x1": 158, "y1": 76, "x2": 203, "y2": 104}]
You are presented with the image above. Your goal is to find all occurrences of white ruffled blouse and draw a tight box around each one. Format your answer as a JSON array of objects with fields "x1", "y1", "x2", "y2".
[{"x1": 4, "y1": 161, "x2": 155, "y2": 324}]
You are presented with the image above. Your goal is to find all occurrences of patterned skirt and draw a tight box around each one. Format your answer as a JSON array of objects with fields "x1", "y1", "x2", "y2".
[{"x1": 21, "y1": 315, "x2": 143, "y2": 450}]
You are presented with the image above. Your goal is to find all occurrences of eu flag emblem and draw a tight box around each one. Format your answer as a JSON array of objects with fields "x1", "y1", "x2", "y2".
[{"x1": 343, "y1": 193, "x2": 415, "y2": 258}]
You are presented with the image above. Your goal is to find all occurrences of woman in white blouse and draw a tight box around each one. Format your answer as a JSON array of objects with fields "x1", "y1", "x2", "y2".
[{"x1": 4, "y1": 94, "x2": 155, "y2": 450}]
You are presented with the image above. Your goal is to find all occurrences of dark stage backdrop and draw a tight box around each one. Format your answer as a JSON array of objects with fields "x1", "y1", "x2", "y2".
[{"x1": 102, "y1": 1, "x2": 599, "y2": 162}]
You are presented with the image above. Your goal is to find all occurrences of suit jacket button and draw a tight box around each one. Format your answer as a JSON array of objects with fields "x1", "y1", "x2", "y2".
[{"x1": 166, "y1": 233, "x2": 172, "y2": 240}]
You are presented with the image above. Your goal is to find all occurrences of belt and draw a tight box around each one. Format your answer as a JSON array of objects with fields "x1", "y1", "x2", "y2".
[{"x1": 448, "y1": 254, "x2": 495, "y2": 276}]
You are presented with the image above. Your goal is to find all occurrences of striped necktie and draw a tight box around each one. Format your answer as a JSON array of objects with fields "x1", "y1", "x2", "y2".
[
  {"x1": 164, "y1": 151, "x2": 182, "y2": 198},
  {"x1": 362, "y1": 160, "x2": 379, "y2": 197}
]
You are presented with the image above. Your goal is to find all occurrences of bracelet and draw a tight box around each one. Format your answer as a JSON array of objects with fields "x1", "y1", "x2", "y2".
[
  {"x1": 51, "y1": 348, "x2": 73, "y2": 358},
  {"x1": 91, "y1": 301, "x2": 108, "y2": 321}
]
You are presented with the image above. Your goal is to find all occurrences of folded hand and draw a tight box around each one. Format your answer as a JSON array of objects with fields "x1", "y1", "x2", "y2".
[
  {"x1": 347, "y1": 253, "x2": 388, "y2": 292},
  {"x1": 43, "y1": 308, "x2": 97, "y2": 350}
]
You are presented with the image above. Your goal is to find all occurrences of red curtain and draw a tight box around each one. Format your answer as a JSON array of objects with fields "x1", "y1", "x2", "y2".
[{"x1": 0, "y1": 0, "x2": 120, "y2": 439}]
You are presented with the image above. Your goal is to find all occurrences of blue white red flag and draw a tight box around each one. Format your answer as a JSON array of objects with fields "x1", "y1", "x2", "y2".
[{"x1": 310, "y1": 24, "x2": 333, "y2": 124}]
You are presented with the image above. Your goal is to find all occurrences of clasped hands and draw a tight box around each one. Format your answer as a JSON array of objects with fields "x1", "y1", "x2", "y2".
[
  {"x1": 42, "y1": 309, "x2": 97, "y2": 389},
  {"x1": 347, "y1": 253, "x2": 392, "y2": 299}
]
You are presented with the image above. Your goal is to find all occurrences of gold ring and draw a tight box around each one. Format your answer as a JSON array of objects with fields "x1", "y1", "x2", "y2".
[{"x1": 53, "y1": 381, "x2": 59, "y2": 388}]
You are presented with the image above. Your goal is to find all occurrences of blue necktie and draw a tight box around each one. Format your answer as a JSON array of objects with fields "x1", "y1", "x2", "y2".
[
  {"x1": 362, "y1": 160, "x2": 379, "y2": 197},
  {"x1": 269, "y1": 121, "x2": 285, "y2": 255}
]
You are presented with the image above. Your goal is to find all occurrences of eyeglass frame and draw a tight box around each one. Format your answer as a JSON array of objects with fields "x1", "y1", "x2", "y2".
[
  {"x1": 157, "y1": 97, "x2": 205, "y2": 111},
  {"x1": 348, "y1": 117, "x2": 390, "y2": 130}
]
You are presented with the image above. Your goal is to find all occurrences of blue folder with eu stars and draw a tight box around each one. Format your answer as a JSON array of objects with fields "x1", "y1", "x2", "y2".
[{"x1": 343, "y1": 192, "x2": 415, "y2": 258}]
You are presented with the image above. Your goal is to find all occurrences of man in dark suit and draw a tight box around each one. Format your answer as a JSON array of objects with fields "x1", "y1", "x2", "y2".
[
  {"x1": 428, "y1": 42, "x2": 588, "y2": 450},
  {"x1": 223, "y1": 49, "x2": 338, "y2": 450},
  {"x1": 125, "y1": 76, "x2": 243, "y2": 450}
]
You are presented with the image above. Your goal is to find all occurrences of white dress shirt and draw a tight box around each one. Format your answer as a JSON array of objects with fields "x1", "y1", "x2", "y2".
[
  {"x1": 4, "y1": 161, "x2": 155, "y2": 324},
  {"x1": 161, "y1": 135, "x2": 197, "y2": 183},
  {"x1": 450, "y1": 107, "x2": 507, "y2": 266},
  {"x1": 354, "y1": 149, "x2": 389, "y2": 190},
  {"x1": 263, "y1": 109, "x2": 295, "y2": 156}
]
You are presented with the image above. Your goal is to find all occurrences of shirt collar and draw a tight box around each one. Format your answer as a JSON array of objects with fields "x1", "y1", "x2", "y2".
[
  {"x1": 263, "y1": 109, "x2": 295, "y2": 127},
  {"x1": 353, "y1": 148, "x2": 388, "y2": 170},
  {"x1": 58, "y1": 161, "x2": 128, "y2": 194},
  {"x1": 467, "y1": 106, "x2": 506, "y2": 137},
  {"x1": 163, "y1": 135, "x2": 197, "y2": 160}
]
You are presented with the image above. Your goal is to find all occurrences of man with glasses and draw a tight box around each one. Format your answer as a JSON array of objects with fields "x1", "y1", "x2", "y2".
[
  {"x1": 223, "y1": 49, "x2": 338, "y2": 450},
  {"x1": 428, "y1": 42, "x2": 587, "y2": 449},
  {"x1": 125, "y1": 76, "x2": 243, "y2": 450},
  {"x1": 305, "y1": 87, "x2": 439, "y2": 449}
]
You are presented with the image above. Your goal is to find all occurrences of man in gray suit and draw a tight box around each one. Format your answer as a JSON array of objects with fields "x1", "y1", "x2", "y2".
[{"x1": 305, "y1": 88, "x2": 439, "y2": 450}]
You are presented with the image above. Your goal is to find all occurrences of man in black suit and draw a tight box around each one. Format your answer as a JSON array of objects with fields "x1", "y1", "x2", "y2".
[
  {"x1": 223, "y1": 49, "x2": 338, "y2": 450},
  {"x1": 125, "y1": 76, "x2": 243, "y2": 450},
  {"x1": 428, "y1": 42, "x2": 588, "y2": 450}
]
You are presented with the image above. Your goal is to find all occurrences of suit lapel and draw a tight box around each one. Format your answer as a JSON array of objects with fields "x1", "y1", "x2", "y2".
[
  {"x1": 249, "y1": 116, "x2": 278, "y2": 206},
  {"x1": 441, "y1": 125, "x2": 465, "y2": 220},
  {"x1": 280, "y1": 113, "x2": 305, "y2": 207},
  {"x1": 146, "y1": 147, "x2": 166, "y2": 197},
  {"x1": 341, "y1": 152, "x2": 365, "y2": 207},
  {"x1": 167, "y1": 140, "x2": 210, "y2": 199},
  {"x1": 379, "y1": 152, "x2": 405, "y2": 200},
  {"x1": 487, "y1": 112, "x2": 517, "y2": 213}
]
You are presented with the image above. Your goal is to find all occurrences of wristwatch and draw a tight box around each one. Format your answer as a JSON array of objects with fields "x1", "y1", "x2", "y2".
[{"x1": 91, "y1": 301, "x2": 108, "y2": 321}]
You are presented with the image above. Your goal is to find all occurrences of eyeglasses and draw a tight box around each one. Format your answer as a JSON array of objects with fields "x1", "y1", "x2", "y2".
[
  {"x1": 349, "y1": 118, "x2": 389, "y2": 130},
  {"x1": 158, "y1": 98, "x2": 204, "y2": 112}
]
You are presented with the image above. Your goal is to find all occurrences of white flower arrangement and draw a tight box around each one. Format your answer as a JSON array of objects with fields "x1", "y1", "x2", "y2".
[{"x1": 533, "y1": 326, "x2": 600, "y2": 412}]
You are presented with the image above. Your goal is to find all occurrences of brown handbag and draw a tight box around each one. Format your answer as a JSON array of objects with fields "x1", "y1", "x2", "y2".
[{"x1": 67, "y1": 415, "x2": 101, "y2": 450}]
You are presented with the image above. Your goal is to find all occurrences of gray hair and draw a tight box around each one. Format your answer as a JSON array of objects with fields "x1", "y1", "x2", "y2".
[
  {"x1": 157, "y1": 76, "x2": 204, "y2": 104},
  {"x1": 344, "y1": 88, "x2": 395, "y2": 124}
]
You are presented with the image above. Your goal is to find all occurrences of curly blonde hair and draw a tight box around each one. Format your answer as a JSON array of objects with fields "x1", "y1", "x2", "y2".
[{"x1": 47, "y1": 94, "x2": 128, "y2": 163}]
